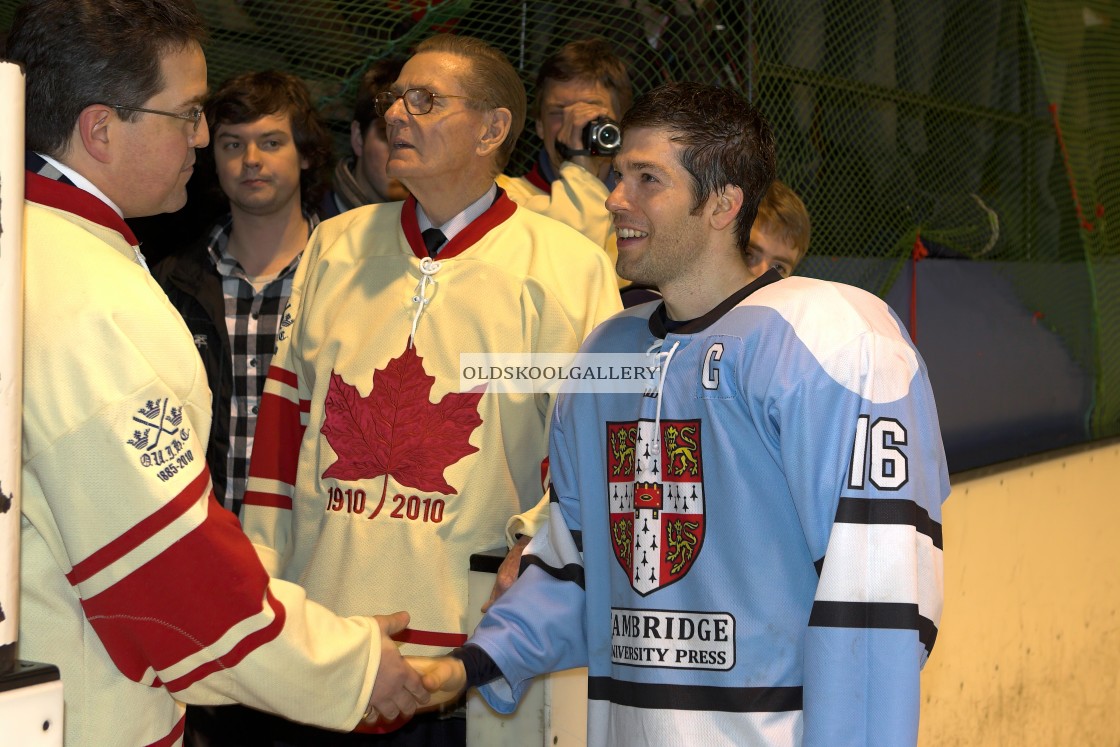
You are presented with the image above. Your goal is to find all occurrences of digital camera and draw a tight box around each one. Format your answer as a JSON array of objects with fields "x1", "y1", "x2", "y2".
[{"x1": 582, "y1": 117, "x2": 622, "y2": 156}]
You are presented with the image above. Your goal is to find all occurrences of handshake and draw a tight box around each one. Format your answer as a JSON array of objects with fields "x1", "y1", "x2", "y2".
[
  {"x1": 361, "y1": 535, "x2": 528, "y2": 726},
  {"x1": 358, "y1": 611, "x2": 471, "y2": 728}
]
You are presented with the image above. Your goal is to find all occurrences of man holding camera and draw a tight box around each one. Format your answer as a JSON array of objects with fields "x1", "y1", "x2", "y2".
[{"x1": 498, "y1": 37, "x2": 631, "y2": 275}]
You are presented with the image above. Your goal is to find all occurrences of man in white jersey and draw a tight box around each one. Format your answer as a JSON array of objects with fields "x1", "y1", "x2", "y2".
[{"x1": 8, "y1": 1, "x2": 430, "y2": 745}]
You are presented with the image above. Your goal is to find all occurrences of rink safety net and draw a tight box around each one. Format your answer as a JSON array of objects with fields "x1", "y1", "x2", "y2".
[{"x1": 2, "y1": 0, "x2": 1117, "y2": 451}]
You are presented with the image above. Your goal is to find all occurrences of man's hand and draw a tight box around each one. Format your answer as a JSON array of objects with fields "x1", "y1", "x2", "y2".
[
  {"x1": 361, "y1": 611, "x2": 430, "y2": 725},
  {"x1": 407, "y1": 655, "x2": 468, "y2": 712},
  {"x1": 482, "y1": 534, "x2": 531, "y2": 612}
]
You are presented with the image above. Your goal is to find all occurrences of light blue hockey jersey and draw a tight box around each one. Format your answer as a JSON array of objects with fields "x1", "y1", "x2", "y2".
[{"x1": 470, "y1": 272, "x2": 950, "y2": 746}]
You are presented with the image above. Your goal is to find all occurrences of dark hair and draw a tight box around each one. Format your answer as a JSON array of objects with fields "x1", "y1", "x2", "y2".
[
  {"x1": 622, "y1": 83, "x2": 777, "y2": 252},
  {"x1": 534, "y1": 37, "x2": 633, "y2": 118},
  {"x1": 414, "y1": 34, "x2": 526, "y2": 173},
  {"x1": 353, "y1": 57, "x2": 408, "y2": 137},
  {"x1": 206, "y1": 70, "x2": 334, "y2": 211},
  {"x1": 6, "y1": 0, "x2": 207, "y2": 158}
]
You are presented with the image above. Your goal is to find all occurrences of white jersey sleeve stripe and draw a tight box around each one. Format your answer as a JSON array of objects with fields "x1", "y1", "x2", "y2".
[
  {"x1": 815, "y1": 522, "x2": 944, "y2": 621},
  {"x1": 153, "y1": 589, "x2": 281, "y2": 684},
  {"x1": 76, "y1": 478, "x2": 210, "y2": 598}
]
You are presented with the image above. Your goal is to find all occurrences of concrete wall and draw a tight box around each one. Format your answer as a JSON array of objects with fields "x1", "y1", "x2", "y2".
[{"x1": 919, "y1": 439, "x2": 1120, "y2": 745}]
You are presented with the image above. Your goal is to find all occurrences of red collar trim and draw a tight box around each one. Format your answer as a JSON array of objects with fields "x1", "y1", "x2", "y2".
[
  {"x1": 400, "y1": 189, "x2": 518, "y2": 260},
  {"x1": 25, "y1": 170, "x2": 138, "y2": 246},
  {"x1": 524, "y1": 162, "x2": 552, "y2": 194}
]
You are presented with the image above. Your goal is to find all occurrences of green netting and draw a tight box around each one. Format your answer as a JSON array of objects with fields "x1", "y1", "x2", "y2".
[
  {"x1": 2, "y1": 0, "x2": 1117, "y2": 444},
  {"x1": 1024, "y1": 0, "x2": 1119, "y2": 438}
]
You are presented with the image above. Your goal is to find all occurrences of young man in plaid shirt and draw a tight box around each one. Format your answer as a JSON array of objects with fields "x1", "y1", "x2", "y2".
[{"x1": 156, "y1": 70, "x2": 333, "y2": 517}]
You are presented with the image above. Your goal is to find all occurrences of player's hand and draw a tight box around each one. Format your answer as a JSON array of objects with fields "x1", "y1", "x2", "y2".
[
  {"x1": 407, "y1": 655, "x2": 468, "y2": 712},
  {"x1": 482, "y1": 534, "x2": 531, "y2": 612},
  {"x1": 361, "y1": 612, "x2": 430, "y2": 725}
]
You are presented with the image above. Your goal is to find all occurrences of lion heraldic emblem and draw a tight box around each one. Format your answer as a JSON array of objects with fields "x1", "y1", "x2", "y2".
[{"x1": 607, "y1": 419, "x2": 705, "y2": 595}]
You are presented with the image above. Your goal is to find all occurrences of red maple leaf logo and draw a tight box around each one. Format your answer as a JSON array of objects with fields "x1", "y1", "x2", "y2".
[{"x1": 320, "y1": 345, "x2": 486, "y2": 517}]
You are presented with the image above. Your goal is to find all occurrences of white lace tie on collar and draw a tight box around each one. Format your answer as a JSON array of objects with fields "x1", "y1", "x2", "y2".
[
  {"x1": 408, "y1": 256, "x2": 442, "y2": 348},
  {"x1": 646, "y1": 338, "x2": 680, "y2": 456}
]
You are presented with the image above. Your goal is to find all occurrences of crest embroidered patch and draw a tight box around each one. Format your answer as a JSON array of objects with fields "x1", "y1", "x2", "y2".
[
  {"x1": 125, "y1": 397, "x2": 194, "y2": 481},
  {"x1": 607, "y1": 419, "x2": 704, "y2": 595},
  {"x1": 277, "y1": 304, "x2": 294, "y2": 342}
]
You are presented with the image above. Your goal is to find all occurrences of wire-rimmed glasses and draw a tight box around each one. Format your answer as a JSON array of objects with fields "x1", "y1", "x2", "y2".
[
  {"x1": 111, "y1": 104, "x2": 204, "y2": 132},
  {"x1": 374, "y1": 88, "x2": 475, "y2": 117}
]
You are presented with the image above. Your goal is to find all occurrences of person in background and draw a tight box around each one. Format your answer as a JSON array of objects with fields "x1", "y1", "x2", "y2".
[
  {"x1": 9, "y1": 1, "x2": 429, "y2": 745},
  {"x1": 413, "y1": 82, "x2": 950, "y2": 747},
  {"x1": 153, "y1": 69, "x2": 338, "y2": 746},
  {"x1": 498, "y1": 37, "x2": 632, "y2": 282},
  {"x1": 155, "y1": 69, "x2": 332, "y2": 520},
  {"x1": 241, "y1": 33, "x2": 621, "y2": 746},
  {"x1": 748, "y1": 179, "x2": 812, "y2": 278},
  {"x1": 322, "y1": 56, "x2": 411, "y2": 217}
]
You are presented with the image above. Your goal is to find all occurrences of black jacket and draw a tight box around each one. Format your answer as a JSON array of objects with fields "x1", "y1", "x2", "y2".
[{"x1": 152, "y1": 238, "x2": 232, "y2": 509}]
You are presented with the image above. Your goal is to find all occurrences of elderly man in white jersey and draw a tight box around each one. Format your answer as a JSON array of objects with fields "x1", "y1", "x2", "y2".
[{"x1": 242, "y1": 33, "x2": 621, "y2": 746}]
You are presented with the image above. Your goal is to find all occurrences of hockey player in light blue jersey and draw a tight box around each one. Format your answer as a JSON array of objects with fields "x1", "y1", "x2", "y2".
[{"x1": 413, "y1": 82, "x2": 950, "y2": 746}]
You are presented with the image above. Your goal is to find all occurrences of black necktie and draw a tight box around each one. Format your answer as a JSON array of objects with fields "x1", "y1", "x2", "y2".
[{"x1": 422, "y1": 227, "x2": 446, "y2": 258}]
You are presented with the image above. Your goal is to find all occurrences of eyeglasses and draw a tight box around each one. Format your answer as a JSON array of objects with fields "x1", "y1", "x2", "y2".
[
  {"x1": 111, "y1": 104, "x2": 204, "y2": 132},
  {"x1": 374, "y1": 88, "x2": 475, "y2": 117}
]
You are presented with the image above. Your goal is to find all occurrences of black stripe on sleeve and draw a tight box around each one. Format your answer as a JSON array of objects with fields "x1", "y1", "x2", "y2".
[
  {"x1": 517, "y1": 554, "x2": 585, "y2": 588},
  {"x1": 809, "y1": 601, "x2": 939, "y2": 655},
  {"x1": 450, "y1": 644, "x2": 503, "y2": 689},
  {"x1": 919, "y1": 615, "x2": 939, "y2": 655},
  {"x1": 835, "y1": 497, "x2": 943, "y2": 550},
  {"x1": 588, "y1": 677, "x2": 802, "y2": 713},
  {"x1": 569, "y1": 529, "x2": 583, "y2": 551}
]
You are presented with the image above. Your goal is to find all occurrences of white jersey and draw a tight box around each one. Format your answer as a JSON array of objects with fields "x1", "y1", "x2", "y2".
[
  {"x1": 242, "y1": 191, "x2": 621, "y2": 652},
  {"x1": 498, "y1": 161, "x2": 626, "y2": 288},
  {"x1": 21, "y1": 169, "x2": 383, "y2": 747}
]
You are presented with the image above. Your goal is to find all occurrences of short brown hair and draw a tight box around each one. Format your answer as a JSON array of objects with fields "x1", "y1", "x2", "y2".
[
  {"x1": 622, "y1": 82, "x2": 776, "y2": 253},
  {"x1": 206, "y1": 70, "x2": 333, "y2": 211},
  {"x1": 534, "y1": 37, "x2": 633, "y2": 118},
  {"x1": 755, "y1": 181, "x2": 811, "y2": 265},
  {"x1": 7, "y1": 0, "x2": 207, "y2": 158},
  {"x1": 414, "y1": 34, "x2": 526, "y2": 172}
]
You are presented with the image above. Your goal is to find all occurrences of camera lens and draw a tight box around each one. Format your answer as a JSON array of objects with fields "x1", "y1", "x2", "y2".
[
  {"x1": 583, "y1": 117, "x2": 622, "y2": 156},
  {"x1": 598, "y1": 123, "x2": 620, "y2": 146}
]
